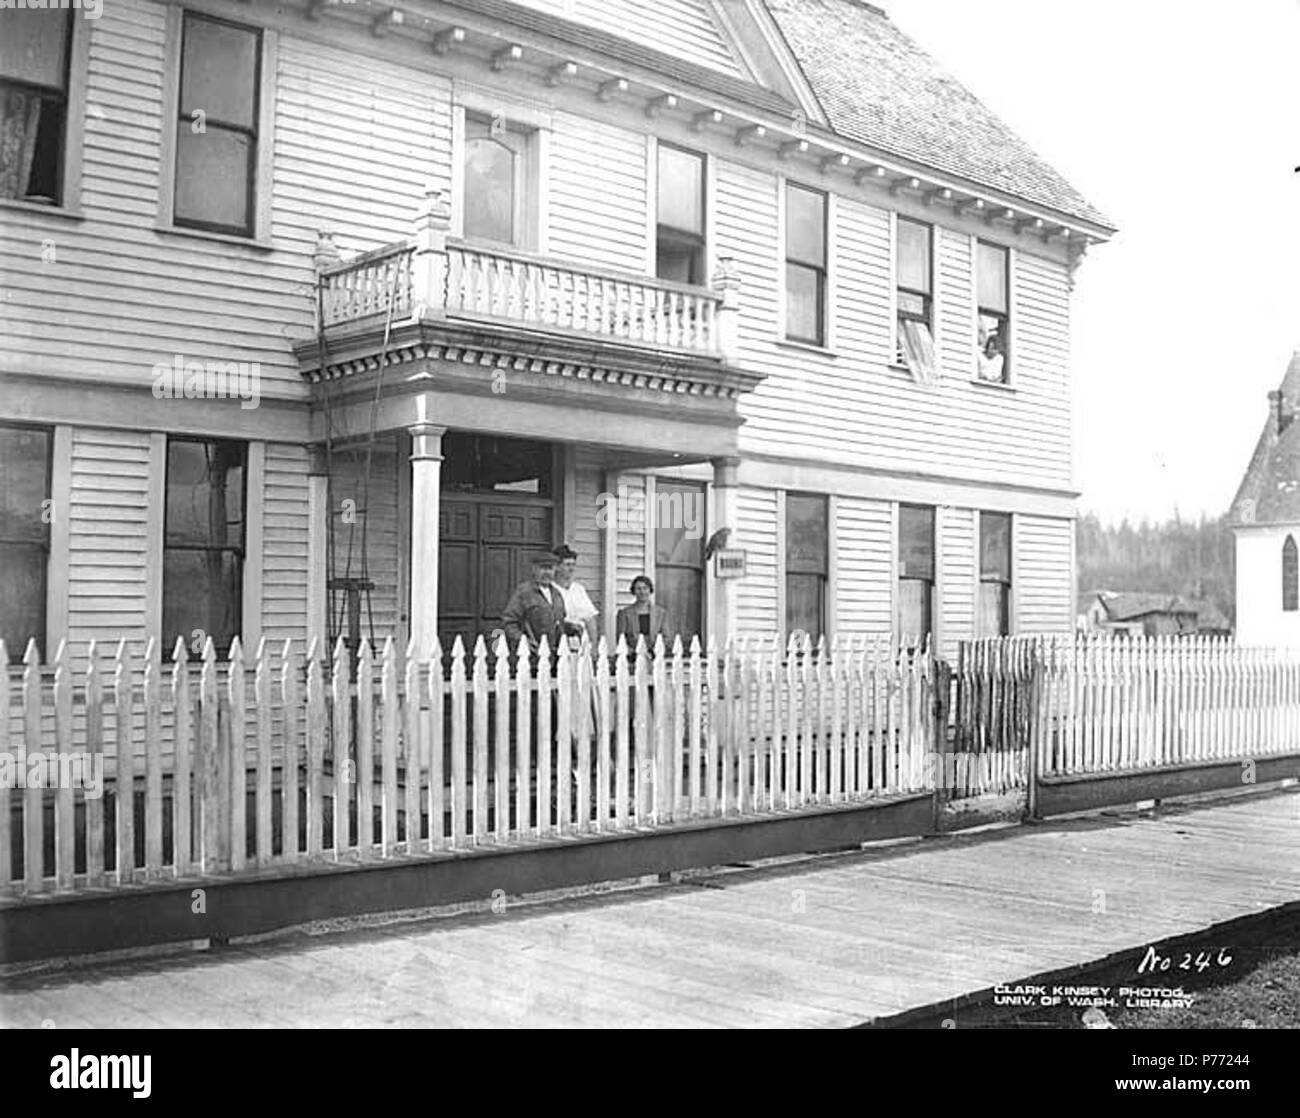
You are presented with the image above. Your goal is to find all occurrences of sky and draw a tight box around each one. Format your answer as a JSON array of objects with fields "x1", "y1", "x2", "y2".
[{"x1": 884, "y1": 0, "x2": 1300, "y2": 525}]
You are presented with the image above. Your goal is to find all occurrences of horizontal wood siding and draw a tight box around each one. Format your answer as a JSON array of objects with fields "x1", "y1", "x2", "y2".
[
  {"x1": 938, "y1": 229, "x2": 974, "y2": 381},
  {"x1": 736, "y1": 485, "x2": 778, "y2": 635},
  {"x1": 508, "y1": 0, "x2": 746, "y2": 76},
  {"x1": 834, "y1": 495, "x2": 892, "y2": 637},
  {"x1": 67, "y1": 428, "x2": 152, "y2": 659},
  {"x1": 1015, "y1": 515, "x2": 1074, "y2": 635},
  {"x1": 712, "y1": 154, "x2": 1074, "y2": 491},
  {"x1": 328, "y1": 439, "x2": 402, "y2": 646},
  {"x1": 938, "y1": 505, "x2": 975, "y2": 661},
  {"x1": 547, "y1": 112, "x2": 648, "y2": 272},
  {"x1": 0, "y1": 1, "x2": 449, "y2": 400},
  {"x1": 260, "y1": 443, "x2": 310, "y2": 649}
]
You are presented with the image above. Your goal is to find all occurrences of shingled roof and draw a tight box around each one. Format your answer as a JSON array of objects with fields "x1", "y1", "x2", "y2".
[
  {"x1": 765, "y1": 0, "x2": 1114, "y2": 229},
  {"x1": 1229, "y1": 351, "x2": 1300, "y2": 528}
]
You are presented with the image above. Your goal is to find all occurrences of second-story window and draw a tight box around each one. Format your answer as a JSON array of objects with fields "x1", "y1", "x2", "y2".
[
  {"x1": 656, "y1": 143, "x2": 705, "y2": 286},
  {"x1": 0, "y1": 423, "x2": 52, "y2": 661},
  {"x1": 463, "y1": 114, "x2": 528, "y2": 246},
  {"x1": 896, "y1": 217, "x2": 935, "y2": 381},
  {"x1": 978, "y1": 511, "x2": 1012, "y2": 636},
  {"x1": 898, "y1": 504, "x2": 934, "y2": 645},
  {"x1": 785, "y1": 183, "x2": 827, "y2": 345},
  {"x1": 174, "y1": 13, "x2": 261, "y2": 237},
  {"x1": 163, "y1": 438, "x2": 247, "y2": 656},
  {"x1": 977, "y1": 240, "x2": 1010, "y2": 383},
  {"x1": 0, "y1": 7, "x2": 73, "y2": 204},
  {"x1": 786, "y1": 492, "x2": 828, "y2": 642}
]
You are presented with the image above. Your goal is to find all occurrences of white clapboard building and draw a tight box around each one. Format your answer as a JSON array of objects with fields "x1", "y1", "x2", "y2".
[{"x1": 0, "y1": 0, "x2": 1113, "y2": 668}]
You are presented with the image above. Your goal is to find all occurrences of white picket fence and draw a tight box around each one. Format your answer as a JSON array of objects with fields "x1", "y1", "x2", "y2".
[
  {"x1": 0, "y1": 632, "x2": 936, "y2": 898},
  {"x1": 1034, "y1": 635, "x2": 1300, "y2": 776}
]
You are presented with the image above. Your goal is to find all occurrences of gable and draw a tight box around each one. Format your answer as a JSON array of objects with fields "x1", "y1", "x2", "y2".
[
  {"x1": 505, "y1": 0, "x2": 750, "y2": 78},
  {"x1": 1230, "y1": 351, "x2": 1300, "y2": 527}
]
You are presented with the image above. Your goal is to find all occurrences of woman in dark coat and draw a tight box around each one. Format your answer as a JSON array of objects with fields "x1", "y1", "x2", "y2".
[{"x1": 614, "y1": 575, "x2": 676, "y2": 648}]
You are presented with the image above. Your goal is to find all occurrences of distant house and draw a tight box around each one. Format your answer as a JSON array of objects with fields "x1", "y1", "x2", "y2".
[
  {"x1": 1077, "y1": 590, "x2": 1229, "y2": 639},
  {"x1": 1229, "y1": 350, "x2": 1300, "y2": 647}
]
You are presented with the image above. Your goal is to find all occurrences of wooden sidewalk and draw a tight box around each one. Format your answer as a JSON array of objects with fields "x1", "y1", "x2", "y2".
[{"x1": 3, "y1": 787, "x2": 1298, "y2": 1028}]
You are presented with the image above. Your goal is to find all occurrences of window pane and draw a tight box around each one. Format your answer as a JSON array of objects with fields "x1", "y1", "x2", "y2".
[
  {"x1": 977, "y1": 582, "x2": 1008, "y2": 637},
  {"x1": 0, "y1": 7, "x2": 70, "y2": 89},
  {"x1": 657, "y1": 144, "x2": 703, "y2": 234},
  {"x1": 980, "y1": 512, "x2": 1011, "y2": 582},
  {"x1": 0, "y1": 425, "x2": 50, "y2": 541},
  {"x1": 785, "y1": 262, "x2": 823, "y2": 343},
  {"x1": 1285, "y1": 537, "x2": 1298, "y2": 612},
  {"x1": 0, "y1": 542, "x2": 45, "y2": 661},
  {"x1": 897, "y1": 290, "x2": 928, "y2": 320},
  {"x1": 441, "y1": 433, "x2": 552, "y2": 495},
  {"x1": 654, "y1": 565, "x2": 702, "y2": 644},
  {"x1": 786, "y1": 184, "x2": 825, "y2": 267},
  {"x1": 978, "y1": 242, "x2": 1008, "y2": 312},
  {"x1": 977, "y1": 312, "x2": 1008, "y2": 382},
  {"x1": 655, "y1": 482, "x2": 705, "y2": 566},
  {"x1": 0, "y1": 87, "x2": 63, "y2": 203},
  {"x1": 897, "y1": 218, "x2": 930, "y2": 294},
  {"x1": 463, "y1": 134, "x2": 517, "y2": 244},
  {"x1": 898, "y1": 505, "x2": 934, "y2": 580},
  {"x1": 656, "y1": 233, "x2": 704, "y2": 285},
  {"x1": 163, "y1": 549, "x2": 242, "y2": 653},
  {"x1": 897, "y1": 579, "x2": 931, "y2": 644},
  {"x1": 166, "y1": 440, "x2": 245, "y2": 548},
  {"x1": 180, "y1": 15, "x2": 258, "y2": 128},
  {"x1": 175, "y1": 125, "x2": 252, "y2": 231},
  {"x1": 786, "y1": 493, "x2": 828, "y2": 574},
  {"x1": 786, "y1": 572, "x2": 824, "y2": 642}
]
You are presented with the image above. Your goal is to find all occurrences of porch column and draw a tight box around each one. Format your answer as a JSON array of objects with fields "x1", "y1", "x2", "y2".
[
  {"x1": 409, "y1": 423, "x2": 446, "y2": 657},
  {"x1": 307, "y1": 445, "x2": 329, "y2": 658},
  {"x1": 710, "y1": 456, "x2": 741, "y2": 648}
]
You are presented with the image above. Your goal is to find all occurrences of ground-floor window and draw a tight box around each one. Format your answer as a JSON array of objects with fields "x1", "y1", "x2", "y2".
[
  {"x1": 978, "y1": 511, "x2": 1012, "y2": 636},
  {"x1": 655, "y1": 479, "x2": 705, "y2": 644},
  {"x1": 0, "y1": 423, "x2": 52, "y2": 660},
  {"x1": 163, "y1": 437, "x2": 246, "y2": 656},
  {"x1": 897, "y1": 503, "x2": 934, "y2": 645},
  {"x1": 785, "y1": 491, "x2": 828, "y2": 642}
]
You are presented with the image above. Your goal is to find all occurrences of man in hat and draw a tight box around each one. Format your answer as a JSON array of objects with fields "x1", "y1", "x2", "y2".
[{"x1": 501, "y1": 550, "x2": 580, "y2": 654}]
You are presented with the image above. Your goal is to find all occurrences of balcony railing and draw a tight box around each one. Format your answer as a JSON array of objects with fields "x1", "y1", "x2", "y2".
[{"x1": 313, "y1": 189, "x2": 740, "y2": 360}]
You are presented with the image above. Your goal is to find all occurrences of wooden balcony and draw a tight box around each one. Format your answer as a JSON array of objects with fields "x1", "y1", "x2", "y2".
[{"x1": 319, "y1": 238, "x2": 730, "y2": 359}]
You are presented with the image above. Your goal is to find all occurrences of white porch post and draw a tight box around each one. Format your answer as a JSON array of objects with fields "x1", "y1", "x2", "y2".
[
  {"x1": 412, "y1": 185, "x2": 451, "y2": 321},
  {"x1": 712, "y1": 256, "x2": 742, "y2": 362},
  {"x1": 409, "y1": 423, "x2": 446, "y2": 657},
  {"x1": 711, "y1": 456, "x2": 741, "y2": 647}
]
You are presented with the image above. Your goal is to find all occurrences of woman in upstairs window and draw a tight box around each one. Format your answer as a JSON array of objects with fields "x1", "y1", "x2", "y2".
[
  {"x1": 615, "y1": 576, "x2": 676, "y2": 650},
  {"x1": 978, "y1": 317, "x2": 1006, "y2": 382}
]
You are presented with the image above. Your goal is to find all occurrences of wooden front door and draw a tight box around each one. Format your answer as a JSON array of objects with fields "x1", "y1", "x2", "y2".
[{"x1": 438, "y1": 497, "x2": 552, "y2": 652}]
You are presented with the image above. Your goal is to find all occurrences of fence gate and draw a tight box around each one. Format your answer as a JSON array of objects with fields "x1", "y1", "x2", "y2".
[{"x1": 941, "y1": 639, "x2": 1038, "y2": 809}]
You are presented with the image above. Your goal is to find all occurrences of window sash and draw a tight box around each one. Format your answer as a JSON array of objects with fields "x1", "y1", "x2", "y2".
[
  {"x1": 785, "y1": 492, "x2": 828, "y2": 574},
  {"x1": 896, "y1": 217, "x2": 932, "y2": 296},
  {"x1": 173, "y1": 13, "x2": 260, "y2": 236},
  {"x1": 898, "y1": 505, "x2": 935, "y2": 581},
  {"x1": 0, "y1": 7, "x2": 72, "y2": 90},
  {"x1": 656, "y1": 142, "x2": 705, "y2": 236},
  {"x1": 785, "y1": 572, "x2": 825, "y2": 642},
  {"x1": 0, "y1": 540, "x2": 48, "y2": 662},
  {"x1": 1284, "y1": 537, "x2": 1298, "y2": 612},
  {"x1": 785, "y1": 261, "x2": 826, "y2": 345},
  {"x1": 785, "y1": 183, "x2": 826, "y2": 268}
]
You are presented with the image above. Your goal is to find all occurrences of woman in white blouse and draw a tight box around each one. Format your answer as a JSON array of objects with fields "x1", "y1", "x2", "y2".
[{"x1": 552, "y1": 544, "x2": 599, "y2": 646}]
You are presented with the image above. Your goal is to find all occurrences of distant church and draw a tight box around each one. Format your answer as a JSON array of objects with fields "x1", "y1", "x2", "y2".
[{"x1": 1229, "y1": 350, "x2": 1300, "y2": 646}]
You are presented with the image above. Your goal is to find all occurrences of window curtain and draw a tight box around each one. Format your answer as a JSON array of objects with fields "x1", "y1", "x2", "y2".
[
  {"x1": 0, "y1": 89, "x2": 41, "y2": 200},
  {"x1": 900, "y1": 319, "x2": 936, "y2": 385}
]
